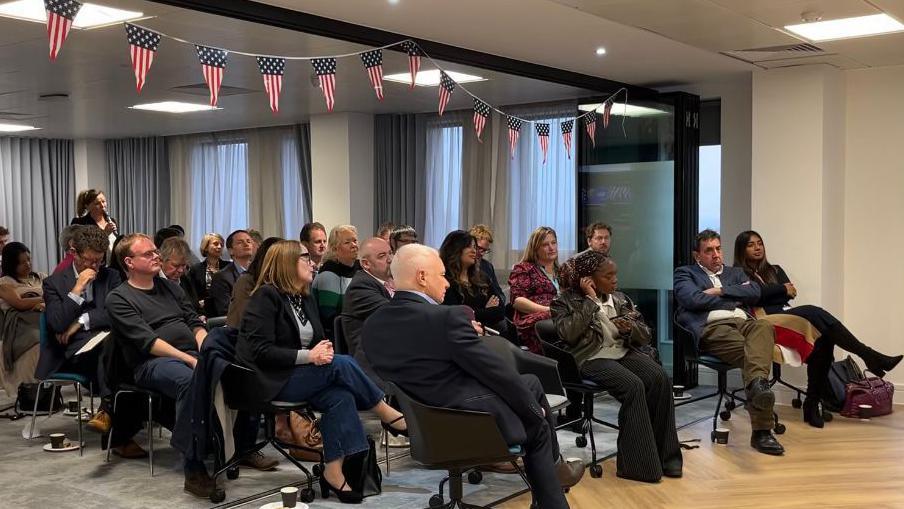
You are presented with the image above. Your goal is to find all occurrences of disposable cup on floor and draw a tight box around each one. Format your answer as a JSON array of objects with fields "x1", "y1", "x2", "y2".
[{"x1": 713, "y1": 428, "x2": 729, "y2": 444}]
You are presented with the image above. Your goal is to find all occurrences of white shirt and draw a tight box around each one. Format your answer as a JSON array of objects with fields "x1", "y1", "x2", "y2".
[
  {"x1": 67, "y1": 265, "x2": 93, "y2": 330},
  {"x1": 698, "y1": 264, "x2": 748, "y2": 323}
]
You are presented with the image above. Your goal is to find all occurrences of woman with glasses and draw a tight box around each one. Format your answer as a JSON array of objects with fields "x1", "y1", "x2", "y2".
[
  {"x1": 237, "y1": 240, "x2": 407, "y2": 503},
  {"x1": 438, "y1": 230, "x2": 505, "y2": 332},
  {"x1": 0, "y1": 241, "x2": 45, "y2": 394},
  {"x1": 469, "y1": 224, "x2": 506, "y2": 307}
]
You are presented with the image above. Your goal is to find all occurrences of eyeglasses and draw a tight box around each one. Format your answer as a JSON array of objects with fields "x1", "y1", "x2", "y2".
[
  {"x1": 477, "y1": 246, "x2": 492, "y2": 255},
  {"x1": 130, "y1": 249, "x2": 160, "y2": 260},
  {"x1": 299, "y1": 252, "x2": 312, "y2": 263},
  {"x1": 77, "y1": 253, "x2": 105, "y2": 266}
]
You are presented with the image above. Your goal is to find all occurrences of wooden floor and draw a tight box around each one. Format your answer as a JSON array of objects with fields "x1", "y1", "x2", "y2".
[{"x1": 500, "y1": 405, "x2": 904, "y2": 509}]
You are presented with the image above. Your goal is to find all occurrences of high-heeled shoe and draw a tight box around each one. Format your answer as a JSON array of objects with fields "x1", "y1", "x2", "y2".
[
  {"x1": 381, "y1": 415, "x2": 409, "y2": 437},
  {"x1": 802, "y1": 397, "x2": 825, "y2": 428},
  {"x1": 319, "y1": 477, "x2": 363, "y2": 504}
]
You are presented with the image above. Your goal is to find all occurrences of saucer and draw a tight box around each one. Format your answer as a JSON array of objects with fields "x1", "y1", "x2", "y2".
[
  {"x1": 43, "y1": 442, "x2": 80, "y2": 452},
  {"x1": 673, "y1": 393, "x2": 692, "y2": 401},
  {"x1": 259, "y1": 502, "x2": 308, "y2": 509}
]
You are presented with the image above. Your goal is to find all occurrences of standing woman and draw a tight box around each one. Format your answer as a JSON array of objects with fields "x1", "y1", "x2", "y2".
[
  {"x1": 734, "y1": 231, "x2": 902, "y2": 427},
  {"x1": 189, "y1": 233, "x2": 228, "y2": 312},
  {"x1": 438, "y1": 230, "x2": 505, "y2": 332},
  {"x1": 71, "y1": 190, "x2": 119, "y2": 255},
  {"x1": 508, "y1": 226, "x2": 560, "y2": 354}
]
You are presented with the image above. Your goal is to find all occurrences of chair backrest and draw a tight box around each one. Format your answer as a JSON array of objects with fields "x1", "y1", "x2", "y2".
[
  {"x1": 386, "y1": 382, "x2": 514, "y2": 468},
  {"x1": 38, "y1": 312, "x2": 49, "y2": 348},
  {"x1": 673, "y1": 311, "x2": 700, "y2": 362},
  {"x1": 220, "y1": 363, "x2": 270, "y2": 413},
  {"x1": 206, "y1": 316, "x2": 227, "y2": 330},
  {"x1": 482, "y1": 335, "x2": 566, "y2": 397},
  {"x1": 539, "y1": 340, "x2": 583, "y2": 385},
  {"x1": 332, "y1": 316, "x2": 348, "y2": 355}
]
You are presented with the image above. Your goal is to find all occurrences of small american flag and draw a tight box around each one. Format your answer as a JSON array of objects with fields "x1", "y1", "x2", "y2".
[
  {"x1": 257, "y1": 57, "x2": 285, "y2": 114},
  {"x1": 437, "y1": 71, "x2": 455, "y2": 116},
  {"x1": 196, "y1": 45, "x2": 227, "y2": 107},
  {"x1": 583, "y1": 113, "x2": 597, "y2": 149},
  {"x1": 603, "y1": 99, "x2": 613, "y2": 128},
  {"x1": 561, "y1": 120, "x2": 574, "y2": 159},
  {"x1": 312, "y1": 58, "x2": 337, "y2": 112},
  {"x1": 360, "y1": 49, "x2": 384, "y2": 101},
  {"x1": 125, "y1": 24, "x2": 161, "y2": 93},
  {"x1": 473, "y1": 98, "x2": 490, "y2": 142},
  {"x1": 400, "y1": 40, "x2": 421, "y2": 89},
  {"x1": 45, "y1": 0, "x2": 81, "y2": 61},
  {"x1": 537, "y1": 123, "x2": 550, "y2": 164},
  {"x1": 507, "y1": 116, "x2": 522, "y2": 159}
]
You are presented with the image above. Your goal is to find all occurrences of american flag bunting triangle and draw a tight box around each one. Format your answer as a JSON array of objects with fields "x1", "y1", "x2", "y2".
[
  {"x1": 360, "y1": 49, "x2": 384, "y2": 101},
  {"x1": 561, "y1": 120, "x2": 574, "y2": 159},
  {"x1": 400, "y1": 41, "x2": 421, "y2": 90},
  {"x1": 507, "y1": 116, "x2": 522, "y2": 159},
  {"x1": 603, "y1": 99, "x2": 613, "y2": 128},
  {"x1": 257, "y1": 57, "x2": 285, "y2": 114},
  {"x1": 536, "y1": 123, "x2": 550, "y2": 164},
  {"x1": 125, "y1": 24, "x2": 161, "y2": 93},
  {"x1": 473, "y1": 98, "x2": 491, "y2": 142},
  {"x1": 583, "y1": 113, "x2": 597, "y2": 148},
  {"x1": 312, "y1": 58, "x2": 337, "y2": 112},
  {"x1": 45, "y1": 0, "x2": 82, "y2": 61},
  {"x1": 437, "y1": 71, "x2": 455, "y2": 116},
  {"x1": 196, "y1": 45, "x2": 227, "y2": 106}
]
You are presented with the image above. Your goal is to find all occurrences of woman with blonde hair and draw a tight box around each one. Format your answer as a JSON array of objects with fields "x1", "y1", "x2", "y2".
[
  {"x1": 312, "y1": 225, "x2": 360, "y2": 336},
  {"x1": 508, "y1": 226, "x2": 560, "y2": 353},
  {"x1": 236, "y1": 240, "x2": 406, "y2": 503},
  {"x1": 188, "y1": 233, "x2": 228, "y2": 311}
]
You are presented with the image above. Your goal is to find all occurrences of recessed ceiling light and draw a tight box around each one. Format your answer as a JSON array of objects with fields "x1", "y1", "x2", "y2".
[
  {"x1": 387, "y1": 0, "x2": 400, "y2": 4},
  {"x1": 0, "y1": 0, "x2": 143, "y2": 29},
  {"x1": 785, "y1": 13, "x2": 904, "y2": 41},
  {"x1": 129, "y1": 101, "x2": 220, "y2": 113},
  {"x1": 384, "y1": 69, "x2": 486, "y2": 87},
  {"x1": 595, "y1": 47, "x2": 607, "y2": 56},
  {"x1": 579, "y1": 102, "x2": 667, "y2": 118},
  {"x1": 0, "y1": 123, "x2": 40, "y2": 132}
]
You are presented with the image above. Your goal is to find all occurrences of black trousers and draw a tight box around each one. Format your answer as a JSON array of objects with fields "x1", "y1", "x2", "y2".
[{"x1": 581, "y1": 351, "x2": 682, "y2": 482}]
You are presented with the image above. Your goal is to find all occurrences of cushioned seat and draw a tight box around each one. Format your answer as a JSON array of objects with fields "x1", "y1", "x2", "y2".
[{"x1": 546, "y1": 394, "x2": 569, "y2": 412}]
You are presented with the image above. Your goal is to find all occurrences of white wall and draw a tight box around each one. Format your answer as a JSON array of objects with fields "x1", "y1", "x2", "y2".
[{"x1": 73, "y1": 139, "x2": 106, "y2": 192}]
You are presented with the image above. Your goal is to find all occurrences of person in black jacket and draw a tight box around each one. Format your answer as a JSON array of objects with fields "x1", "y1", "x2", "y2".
[
  {"x1": 469, "y1": 224, "x2": 506, "y2": 305},
  {"x1": 734, "y1": 231, "x2": 902, "y2": 426},
  {"x1": 340, "y1": 237, "x2": 393, "y2": 363},
  {"x1": 363, "y1": 244, "x2": 584, "y2": 509},
  {"x1": 207, "y1": 230, "x2": 256, "y2": 317},
  {"x1": 439, "y1": 230, "x2": 505, "y2": 331},
  {"x1": 236, "y1": 240, "x2": 405, "y2": 504},
  {"x1": 189, "y1": 233, "x2": 228, "y2": 311}
]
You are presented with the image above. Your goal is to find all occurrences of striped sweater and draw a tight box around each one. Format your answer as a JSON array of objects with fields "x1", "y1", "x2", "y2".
[{"x1": 311, "y1": 259, "x2": 360, "y2": 336}]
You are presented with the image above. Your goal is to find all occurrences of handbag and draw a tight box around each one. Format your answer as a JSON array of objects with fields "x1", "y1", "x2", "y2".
[
  {"x1": 274, "y1": 410, "x2": 324, "y2": 462},
  {"x1": 16, "y1": 382, "x2": 64, "y2": 414},
  {"x1": 342, "y1": 435, "x2": 382, "y2": 498},
  {"x1": 825, "y1": 356, "x2": 863, "y2": 412},
  {"x1": 840, "y1": 373, "x2": 895, "y2": 419}
]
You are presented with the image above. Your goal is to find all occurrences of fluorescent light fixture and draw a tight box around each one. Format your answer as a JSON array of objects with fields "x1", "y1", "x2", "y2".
[
  {"x1": 785, "y1": 13, "x2": 904, "y2": 41},
  {"x1": 579, "y1": 103, "x2": 667, "y2": 118},
  {"x1": 384, "y1": 69, "x2": 486, "y2": 87},
  {"x1": 129, "y1": 101, "x2": 219, "y2": 113},
  {"x1": 0, "y1": 123, "x2": 40, "y2": 132},
  {"x1": 0, "y1": 0, "x2": 143, "y2": 29},
  {"x1": 595, "y1": 47, "x2": 607, "y2": 56}
]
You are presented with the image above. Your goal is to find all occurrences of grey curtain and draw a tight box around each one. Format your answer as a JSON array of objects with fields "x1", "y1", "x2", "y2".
[
  {"x1": 0, "y1": 137, "x2": 74, "y2": 273},
  {"x1": 105, "y1": 137, "x2": 170, "y2": 235},
  {"x1": 373, "y1": 114, "x2": 426, "y2": 233},
  {"x1": 295, "y1": 124, "x2": 313, "y2": 225}
]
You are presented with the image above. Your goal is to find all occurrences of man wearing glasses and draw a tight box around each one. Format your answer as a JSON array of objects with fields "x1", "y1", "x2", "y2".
[{"x1": 469, "y1": 224, "x2": 506, "y2": 306}]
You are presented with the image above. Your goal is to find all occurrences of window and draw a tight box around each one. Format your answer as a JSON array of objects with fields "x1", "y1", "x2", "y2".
[
  {"x1": 698, "y1": 144, "x2": 721, "y2": 232},
  {"x1": 424, "y1": 124, "x2": 463, "y2": 247},
  {"x1": 188, "y1": 141, "x2": 250, "y2": 254},
  {"x1": 281, "y1": 133, "x2": 308, "y2": 239}
]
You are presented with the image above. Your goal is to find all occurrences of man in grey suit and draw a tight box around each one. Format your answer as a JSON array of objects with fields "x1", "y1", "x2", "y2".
[{"x1": 674, "y1": 229, "x2": 782, "y2": 455}]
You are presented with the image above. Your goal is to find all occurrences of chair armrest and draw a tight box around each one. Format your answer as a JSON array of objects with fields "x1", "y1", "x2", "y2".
[{"x1": 513, "y1": 349, "x2": 566, "y2": 397}]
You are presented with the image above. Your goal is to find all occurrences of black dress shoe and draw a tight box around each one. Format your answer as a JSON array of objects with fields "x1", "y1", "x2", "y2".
[
  {"x1": 802, "y1": 397, "x2": 825, "y2": 428},
  {"x1": 745, "y1": 377, "x2": 775, "y2": 411},
  {"x1": 750, "y1": 430, "x2": 784, "y2": 456},
  {"x1": 662, "y1": 459, "x2": 683, "y2": 478},
  {"x1": 320, "y1": 478, "x2": 363, "y2": 504},
  {"x1": 184, "y1": 469, "x2": 216, "y2": 498}
]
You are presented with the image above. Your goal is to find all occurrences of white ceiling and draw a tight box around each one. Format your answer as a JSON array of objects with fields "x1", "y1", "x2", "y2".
[{"x1": 0, "y1": 0, "x2": 598, "y2": 138}]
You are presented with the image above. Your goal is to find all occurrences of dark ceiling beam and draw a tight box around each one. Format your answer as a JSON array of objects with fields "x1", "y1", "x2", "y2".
[{"x1": 148, "y1": 0, "x2": 659, "y2": 100}]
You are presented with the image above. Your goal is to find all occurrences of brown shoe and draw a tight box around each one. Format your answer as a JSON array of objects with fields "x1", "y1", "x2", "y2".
[
  {"x1": 184, "y1": 469, "x2": 216, "y2": 498},
  {"x1": 87, "y1": 410, "x2": 112, "y2": 434},
  {"x1": 112, "y1": 440, "x2": 148, "y2": 459},
  {"x1": 239, "y1": 450, "x2": 279, "y2": 471},
  {"x1": 479, "y1": 460, "x2": 521, "y2": 474},
  {"x1": 555, "y1": 457, "x2": 585, "y2": 488}
]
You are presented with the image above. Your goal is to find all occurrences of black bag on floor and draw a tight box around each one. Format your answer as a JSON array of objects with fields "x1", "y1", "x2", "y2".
[
  {"x1": 342, "y1": 435, "x2": 382, "y2": 497},
  {"x1": 16, "y1": 382, "x2": 64, "y2": 414},
  {"x1": 825, "y1": 356, "x2": 864, "y2": 412}
]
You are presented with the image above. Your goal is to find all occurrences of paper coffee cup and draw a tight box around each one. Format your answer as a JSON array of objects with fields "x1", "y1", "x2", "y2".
[
  {"x1": 280, "y1": 486, "x2": 298, "y2": 508},
  {"x1": 67, "y1": 401, "x2": 79, "y2": 413},
  {"x1": 672, "y1": 385, "x2": 685, "y2": 397},
  {"x1": 714, "y1": 427, "x2": 729, "y2": 444},
  {"x1": 858, "y1": 404, "x2": 873, "y2": 420},
  {"x1": 49, "y1": 433, "x2": 66, "y2": 449}
]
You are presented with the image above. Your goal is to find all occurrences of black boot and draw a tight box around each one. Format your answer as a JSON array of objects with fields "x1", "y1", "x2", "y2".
[
  {"x1": 802, "y1": 397, "x2": 824, "y2": 428},
  {"x1": 827, "y1": 324, "x2": 903, "y2": 377},
  {"x1": 804, "y1": 338, "x2": 831, "y2": 428}
]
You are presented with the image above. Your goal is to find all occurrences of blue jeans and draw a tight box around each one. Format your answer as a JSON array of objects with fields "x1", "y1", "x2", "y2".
[{"x1": 275, "y1": 355, "x2": 384, "y2": 463}]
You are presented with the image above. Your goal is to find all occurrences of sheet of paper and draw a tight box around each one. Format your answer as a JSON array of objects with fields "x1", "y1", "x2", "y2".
[{"x1": 75, "y1": 330, "x2": 110, "y2": 356}]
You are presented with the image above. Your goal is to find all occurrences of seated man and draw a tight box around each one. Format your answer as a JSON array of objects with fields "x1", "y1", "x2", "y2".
[
  {"x1": 583, "y1": 222, "x2": 612, "y2": 256},
  {"x1": 159, "y1": 237, "x2": 203, "y2": 315},
  {"x1": 388, "y1": 225, "x2": 418, "y2": 254},
  {"x1": 107, "y1": 234, "x2": 215, "y2": 497},
  {"x1": 341, "y1": 237, "x2": 393, "y2": 381},
  {"x1": 52, "y1": 225, "x2": 85, "y2": 275},
  {"x1": 299, "y1": 222, "x2": 327, "y2": 272},
  {"x1": 206, "y1": 229, "x2": 256, "y2": 317},
  {"x1": 674, "y1": 229, "x2": 783, "y2": 455},
  {"x1": 363, "y1": 244, "x2": 583, "y2": 509}
]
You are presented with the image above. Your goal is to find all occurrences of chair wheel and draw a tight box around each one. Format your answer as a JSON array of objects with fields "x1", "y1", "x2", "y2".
[
  {"x1": 791, "y1": 398, "x2": 802, "y2": 409},
  {"x1": 724, "y1": 400, "x2": 736, "y2": 411},
  {"x1": 719, "y1": 410, "x2": 732, "y2": 421},
  {"x1": 209, "y1": 488, "x2": 226, "y2": 503},
  {"x1": 429, "y1": 494, "x2": 444, "y2": 508},
  {"x1": 575, "y1": 436, "x2": 588, "y2": 448},
  {"x1": 823, "y1": 411, "x2": 833, "y2": 422},
  {"x1": 467, "y1": 470, "x2": 483, "y2": 484},
  {"x1": 312, "y1": 464, "x2": 323, "y2": 477},
  {"x1": 589, "y1": 464, "x2": 603, "y2": 478},
  {"x1": 226, "y1": 467, "x2": 239, "y2": 480},
  {"x1": 774, "y1": 423, "x2": 786, "y2": 434},
  {"x1": 710, "y1": 430, "x2": 717, "y2": 442},
  {"x1": 300, "y1": 488, "x2": 315, "y2": 503}
]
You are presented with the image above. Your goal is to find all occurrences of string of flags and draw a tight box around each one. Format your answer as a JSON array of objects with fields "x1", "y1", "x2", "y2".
[{"x1": 41, "y1": 0, "x2": 625, "y2": 162}]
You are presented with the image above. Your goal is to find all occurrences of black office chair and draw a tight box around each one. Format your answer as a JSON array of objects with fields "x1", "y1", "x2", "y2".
[
  {"x1": 481, "y1": 335, "x2": 569, "y2": 414},
  {"x1": 211, "y1": 363, "x2": 322, "y2": 504},
  {"x1": 386, "y1": 382, "x2": 531, "y2": 509},
  {"x1": 206, "y1": 316, "x2": 227, "y2": 329},
  {"x1": 333, "y1": 316, "x2": 349, "y2": 355}
]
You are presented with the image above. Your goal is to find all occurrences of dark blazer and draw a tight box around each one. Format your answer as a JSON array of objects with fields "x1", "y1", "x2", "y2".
[
  {"x1": 340, "y1": 270, "x2": 391, "y2": 357},
  {"x1": 188, "y1": 259, "x2": 228, "y2": 310},
  {"x1": 674, "y1": 264, "x2": 760, "y2": 343},
  {"x1": 363, "y1": 291, "x2": 544, "y2": 445},
  {"x1": 748, "y1": 264, "x2": 792, "y2": 314},
  {"x1": 70, "y1": 214, "x2": 120, "y2": 235},
  {"x1": 38, "y1": 266, "x2": 121, "y2": 378},
  {"x1": 478, "y1": 258, "x2": 506, "y2": 305},
  {"x1": 235, "y1": 284, "x2": 325, "y2": 401},
  {"x1": 206, "y1": 262, "x2": 243, "y2": 318}
]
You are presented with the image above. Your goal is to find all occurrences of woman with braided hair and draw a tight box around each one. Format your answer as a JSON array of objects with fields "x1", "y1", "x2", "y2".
[{"x1": 551, "y1": 250, "x2": 682, "y2": 483}]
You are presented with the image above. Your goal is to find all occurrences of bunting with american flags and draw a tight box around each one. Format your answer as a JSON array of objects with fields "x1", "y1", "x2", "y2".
[
  {"x1": 257, "y1": 56, "x2": 285, "y2": 114},
  {"x1": 437, "y1": 71, "x2": 455, "y2": 116},
  {"x1": 360, "y1": 49, "x2": 384, "y2": 101},
  {"x1": 473, "y1": 98, "x2": 490, "y2": 142},
  {"x1": 45, "y1": 0, "x2": 82, "y2": 61},
  {"x1": 583, "y1": 113, "x2": 597, "y2": 148},
  {"x1": 537, "y1": 123, "x2": 550, "y2": 164},
  {"x1": 400, "y1": 40, "x2": 421, "y2": 89},
  {"x1": 507, "y1": 116, "x2": 522, "y2": 159},
  {"x1": 125, "y1": 23, "x2": 161, "y2": 93},
  {"x1": 196, "y1": 45, "x2": 227, "y2": 107},
  {"x1": 561, "y1": 120, "x2": 574, "y2": 159},
  {"x1": 312, "y1": 58, "x2": 337, "y2": 112},
  {"x1": 603, "y1": 99, "x2": 613, "y2": 128}
]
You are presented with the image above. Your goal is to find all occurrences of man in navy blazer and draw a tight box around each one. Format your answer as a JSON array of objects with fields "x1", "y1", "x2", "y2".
[
  {"x1": 363, "y1": 244, "x2": 583, "y2": 509},
  {"x1": 674, "y1": 229, "x2": 783, "y2": 455}
]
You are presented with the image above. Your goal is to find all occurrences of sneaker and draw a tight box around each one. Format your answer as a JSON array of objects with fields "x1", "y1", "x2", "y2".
[
  {"x1": 239, "y1": 450, "x2": 279, "y2": 471},
  {"x1": 87, "y1": 410, "x2": 112, "y2": 434},
  {"x1": 112, "y1": 439, "x2": 148, "y2": 459}
]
